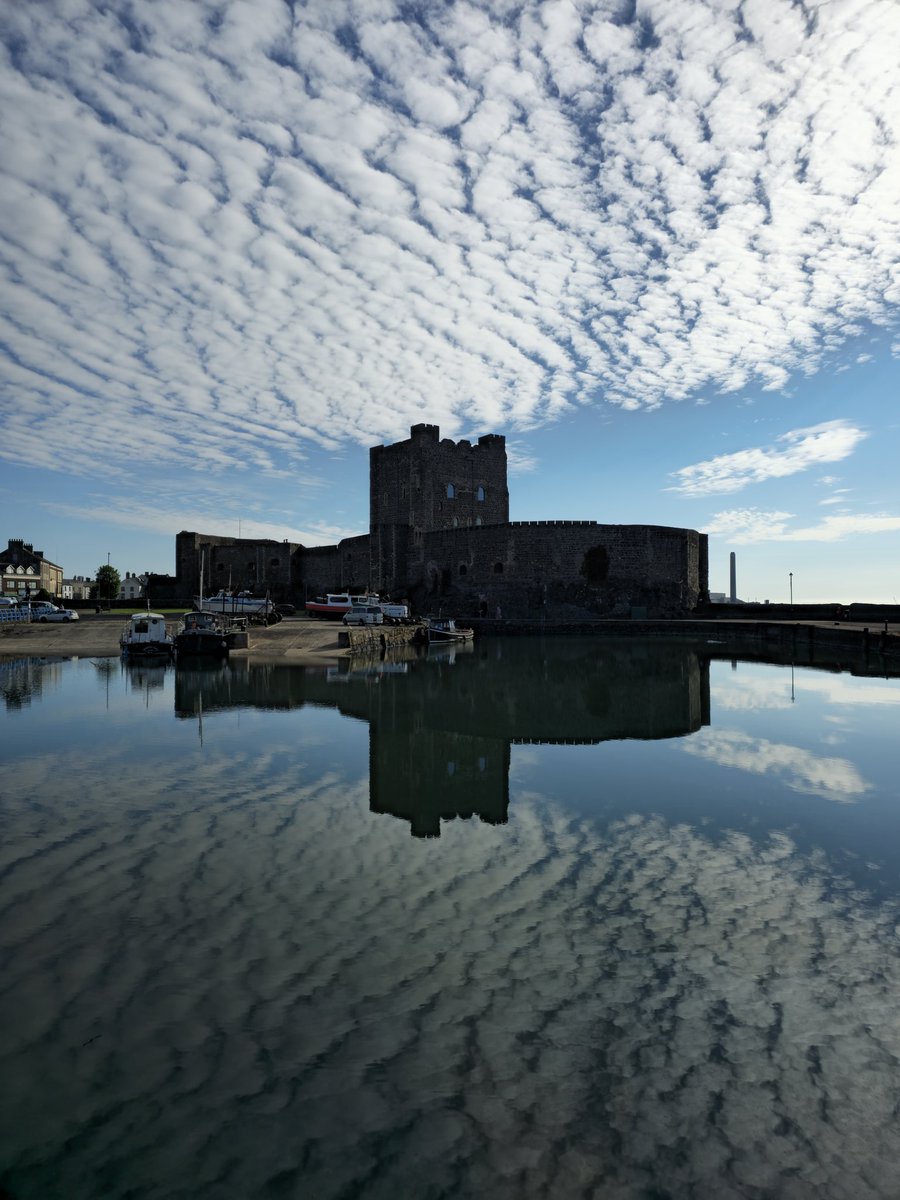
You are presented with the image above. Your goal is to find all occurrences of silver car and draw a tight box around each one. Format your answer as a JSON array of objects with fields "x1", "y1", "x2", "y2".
[{"x1": 36, "y1": 607, "x2": 80, "y2": 622}]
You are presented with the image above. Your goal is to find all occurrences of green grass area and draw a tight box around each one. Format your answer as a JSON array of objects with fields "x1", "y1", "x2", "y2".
[{"x1": 91, "y1": 606, "x2": 190, "y2": 616}]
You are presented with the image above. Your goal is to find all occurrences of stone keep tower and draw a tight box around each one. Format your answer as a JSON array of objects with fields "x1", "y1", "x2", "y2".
[{"x1": 369, "y1": 424, "x2": 509, "y2": 594}]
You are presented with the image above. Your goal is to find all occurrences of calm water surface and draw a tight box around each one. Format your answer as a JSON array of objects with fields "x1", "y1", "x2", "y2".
[{"x1": 1, "y1": 639, "x2": 899, "y2": 1199}]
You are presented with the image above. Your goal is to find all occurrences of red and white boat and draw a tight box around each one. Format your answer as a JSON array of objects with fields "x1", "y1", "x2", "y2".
[{"x1": 305, "y1": 592, "x2": 381, "y2": 619}]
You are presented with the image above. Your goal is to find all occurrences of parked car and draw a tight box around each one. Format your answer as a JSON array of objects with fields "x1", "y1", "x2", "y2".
[
  {"x1": 274, "y1": 603, "x2": 296, "y2": 615},
  {"x1": 342, "y1": 605, "x2": 384, "y2": 626},
  {"x1": 37, "y1": 607, "x2": 80, "y2": 622},
  {"x1": 0, "y1": 597, "x2": 15, "y2": 607},
  {"x1": 16, "y1": 601, "x2": 60, "y2": 617}
]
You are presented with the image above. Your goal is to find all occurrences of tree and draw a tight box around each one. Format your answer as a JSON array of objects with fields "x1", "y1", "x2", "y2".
[{"x1": 95, "y1": 564, "x2": 121, "y2": 601}]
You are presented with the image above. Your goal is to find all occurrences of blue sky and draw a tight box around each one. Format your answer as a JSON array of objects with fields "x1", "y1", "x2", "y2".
[{"x1": 1, "y1": 0, "x2": 899, "y2": 603}]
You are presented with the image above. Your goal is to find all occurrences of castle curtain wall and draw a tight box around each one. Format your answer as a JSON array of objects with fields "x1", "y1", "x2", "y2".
[
  {"x1": 297, "y1": 545, "x2": 342, "y2": 597},
  {"x1": 176, "y1": 531, "x2": 297, "y2": 600},
  {"x1": 412, "y1": 522, "x2": 704, "y2": 618},
  {"x1": 298, "y1": 536, "x2": 371, "y2": 598}
]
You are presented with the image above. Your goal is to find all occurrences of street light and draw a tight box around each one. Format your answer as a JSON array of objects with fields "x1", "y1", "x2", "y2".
[{"x1": 789, "y1": 572, "x2": 793, "y2": 607}]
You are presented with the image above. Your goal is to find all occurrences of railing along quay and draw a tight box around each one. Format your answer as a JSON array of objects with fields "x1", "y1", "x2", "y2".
[{"x1": 0, "y1": 609, "x2": 33, "y2": 623}]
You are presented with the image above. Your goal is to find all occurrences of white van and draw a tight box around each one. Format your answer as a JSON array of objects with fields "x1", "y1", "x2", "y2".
[
  {"x1": 342, "y1": 605, "x2": 384, "y2": 627},
  {"x1": 380, "y1": 602, "x2": 410, "y2": 623}
]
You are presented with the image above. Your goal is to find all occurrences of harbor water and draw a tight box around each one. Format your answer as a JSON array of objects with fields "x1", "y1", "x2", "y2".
[{"x1": 1, "y1": 639, "x2": 899, "y2": 1199}]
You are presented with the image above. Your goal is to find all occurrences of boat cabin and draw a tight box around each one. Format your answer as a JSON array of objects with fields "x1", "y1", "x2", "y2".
[
  {"x1": 182, "y1": 611, "x2": 219, "y2": 632},
  {"x1": 121, "y1": 612, "x2": 174, "y2": 656}
]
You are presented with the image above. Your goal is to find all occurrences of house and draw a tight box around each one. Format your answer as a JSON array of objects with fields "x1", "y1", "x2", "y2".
[
  {"x1": 118, "y1": 572, "x2": 147, "y2": 601},
  {"x1": 1, "y1": 539, "x2": 63, "y2": 599},
  {"x1": 61, "y1": 576, "x2": 93, "y2": 601}
]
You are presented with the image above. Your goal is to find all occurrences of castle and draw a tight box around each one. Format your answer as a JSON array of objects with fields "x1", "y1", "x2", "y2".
[{"x1": 176, "y1": 424, "x2": 708, "y2": 618}]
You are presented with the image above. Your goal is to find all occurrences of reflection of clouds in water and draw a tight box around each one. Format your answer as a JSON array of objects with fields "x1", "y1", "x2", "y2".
[
  {"x1": 712, "y1": 668, "x2": 900, "y2": 714},
  {"x1": 507, "y1": 747, "x2": 540, "y2": 779},
  {"x1": 711, "y1": 673, "x2": 796, "y2": 712},
  {"x1": 2, "y1": 754, "x2": 900, "y2": 1198},
  {"x1": 824, "y1": 714, "x2": 851, "y2": 727},
  {"x1": 822, "y1": 733, "x2": 847, "y2": 746},
  {"x1": 683, "y1": 728, "x2": 870, "y2": 804},
  {"x1": 795, "y1": 674, "x2": 900, "y2": 708}
]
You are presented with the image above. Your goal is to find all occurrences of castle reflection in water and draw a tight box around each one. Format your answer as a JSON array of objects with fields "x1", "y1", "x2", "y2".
[{"x1": 172, "y1": 639, "x2": 710, "y2": 837}]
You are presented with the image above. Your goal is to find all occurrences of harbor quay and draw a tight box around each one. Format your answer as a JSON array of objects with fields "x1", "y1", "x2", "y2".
[{"x1": 1, "y1": 611, "x2": 898, "y2": 677}]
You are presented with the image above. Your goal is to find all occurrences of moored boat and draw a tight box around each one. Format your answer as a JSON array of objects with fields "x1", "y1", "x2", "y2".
[
  {"x1": 423, "y1": 617, "x2": 475, "y2": 644},
  {"x1": 175, "y1": 610, "x2": 230, "y2": 658},
  {"x1": 196, "y1": 591, "x2": 279, "y2": 623},
  {"x1": 120, "y1": 612, "x2": 175, "y2": 657},
  {"x1": 305, "y1": 592, "x2": 381, "y2": 619}
]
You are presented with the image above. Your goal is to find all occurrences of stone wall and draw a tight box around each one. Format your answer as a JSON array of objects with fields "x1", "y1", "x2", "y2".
[
  {"x1": 176, "y1": 531, "x2": 297, "y2": 600},
  {"x1": 299, "y1": 535, "x2": 373, "y2": 599},
  {"x1": 370, "y1": 423, "x2": 509, "y2": 532},
  {"x1": 299, "y1": 545, "x2": 342, "y2": 598},
  {"x1": 369, "y1": 423, "x2": 509, "y2": 590},
  {"x1": 412, "y1": 522, "x2": 706, "y2": 618}
]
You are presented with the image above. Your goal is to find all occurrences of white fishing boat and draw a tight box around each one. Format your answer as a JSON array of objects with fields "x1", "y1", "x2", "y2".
[
  {"x1": 195, "y1": 590, "x2": 277, "y2": 621},
  {"x1": 305, "y1": 592, "x2": 381, "y2": 619},
  {"x1": 120, "y1": 612, "x2": 175, "y2": 658}
]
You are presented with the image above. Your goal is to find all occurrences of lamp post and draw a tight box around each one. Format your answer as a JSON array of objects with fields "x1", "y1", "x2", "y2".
[{"x1": 789, "y1": 572, "x2": 793, "y2": 608}]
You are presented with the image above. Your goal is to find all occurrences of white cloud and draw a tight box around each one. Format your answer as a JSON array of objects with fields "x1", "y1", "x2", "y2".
[
  {"x1": 40, "y1": 495, "x2": 362, "y2": 548},
  {"x1": 819, "y1": 489, "x2": 851, "y2": 507},
  {"x1": 0, "y1": 0, "x2": 899, "y2": 482},
  {"x1": 505, "y1": 440, "x2": 539, "y2": 475},
  {"x1": 670, "y1": 421, "x2": 867, "y2": 497},
  {"x1": 704, "y1": 507, "x2": 900, "y2": 544}
]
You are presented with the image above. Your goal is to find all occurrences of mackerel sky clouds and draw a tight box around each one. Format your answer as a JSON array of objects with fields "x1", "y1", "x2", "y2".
[{"x1": 1, "y1": 0, "x2": 899, "y2": 600}]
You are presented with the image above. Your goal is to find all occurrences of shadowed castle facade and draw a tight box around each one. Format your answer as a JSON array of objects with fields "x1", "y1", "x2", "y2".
[{"x1": 177, "y1": 424, "x2": 708, "y2": 618}]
